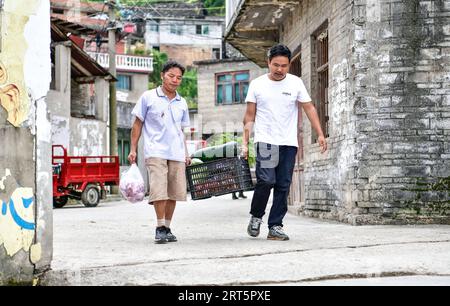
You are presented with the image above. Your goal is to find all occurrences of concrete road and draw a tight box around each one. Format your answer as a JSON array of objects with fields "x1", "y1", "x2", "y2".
[{"x1": 42, "y1": 192, "x2": 450, "y2": 286}]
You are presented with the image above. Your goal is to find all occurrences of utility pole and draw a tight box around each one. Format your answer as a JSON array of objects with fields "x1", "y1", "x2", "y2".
[{"x1": 108, "y1": 0, "x2": 118, "y2": 193}]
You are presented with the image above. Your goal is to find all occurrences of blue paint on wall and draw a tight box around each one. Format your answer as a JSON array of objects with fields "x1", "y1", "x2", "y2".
[
  {"x1": 8, "y1": 199, "x2": 35, "y2": 230},
  {"x1": 22, "y1": 197, "x2": 33, "y2": 208},
  {"x1": 1, "y1": 201, "x2": 6, "y2": 215}
]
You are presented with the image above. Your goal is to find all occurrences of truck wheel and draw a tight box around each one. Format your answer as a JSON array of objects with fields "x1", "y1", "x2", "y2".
[
  {"x1": 53, "y1": 196, "x2": 68, "y2": 208},
  {"x1": 81, "y1": 184, "x2": 100, "y2": 207}
]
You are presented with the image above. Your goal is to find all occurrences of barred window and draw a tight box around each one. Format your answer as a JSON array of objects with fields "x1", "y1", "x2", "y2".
[{"x1": 311, "y1": 21, "x2": 329, "y2": 142}]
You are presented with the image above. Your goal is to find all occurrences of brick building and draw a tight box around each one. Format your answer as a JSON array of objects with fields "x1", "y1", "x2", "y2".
[{"x1": 225, "y1": 0, "x2": 450, "y2": 225}]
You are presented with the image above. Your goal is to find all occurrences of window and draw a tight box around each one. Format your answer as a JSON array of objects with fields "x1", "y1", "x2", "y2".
[
  {"x1": 212, "y1": 48, "x2": 221, "y2": 60},
  {"x1": 289, "y1": 50, "x2": 301, "y2": 78},
  {"x1": 149, "y1": 23, "x2": 159, "y2": 32},
  {"x1": 117, "y1": 75, "x2": 132, "y2": 91},
  {"x1": 196, "y1": 25, "x2": 209, "y2": 35},
  {"x1": 216, "y1": 71, "x2": 249, "y2": 105},
  {"x1": 170, "y1": 24, "x2": 183, "y2": 35},
  {"x1": 118, "y1": 129, "x2": 131, "y2": 166},
  {"x1": 202, "y1": 25, "x2": 209, "y2": 35},
  {"x1": 52, "y1": 8, "x2": 64, "y2": 14},
  {"x1": 311, "y1": 21, "x2": 329, "y2": 142}
]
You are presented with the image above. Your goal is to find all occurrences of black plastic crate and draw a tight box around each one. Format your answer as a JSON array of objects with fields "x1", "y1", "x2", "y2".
[{"x1": 186, "y1": 157, "x2": 254, "y2": 200}]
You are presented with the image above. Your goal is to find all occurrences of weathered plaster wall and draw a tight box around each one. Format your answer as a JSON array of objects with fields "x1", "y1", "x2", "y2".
[
  {"x1": 69, "y1": 118, "x2": 108, "y2": 156},
  {"x1": 48, "y1": 44, "x2": 71, "y2": 150},
  {"x1": 117, "y1": 73, "x2": 149, "y2": 105},
  {"x1": 0, "y1": 0, "x2": 52, "y2": 284}
]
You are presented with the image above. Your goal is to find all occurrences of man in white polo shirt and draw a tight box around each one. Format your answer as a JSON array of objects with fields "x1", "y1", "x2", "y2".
[
  {"x1": 242, "y1": 44, "x2": 328, "y2": 241},
  {"x1": 128, "y1": 60, "x2": 191, "y2": 244}
]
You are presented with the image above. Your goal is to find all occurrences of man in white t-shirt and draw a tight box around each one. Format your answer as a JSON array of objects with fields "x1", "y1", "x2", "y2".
[{"x1": 242, "y1": 44, "x2": 328, "y2": 241}]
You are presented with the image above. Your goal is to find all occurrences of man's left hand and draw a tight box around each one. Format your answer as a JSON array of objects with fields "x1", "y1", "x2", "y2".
[{"x1": 185, "y1": 156, "x2": 192, "y2": 166}]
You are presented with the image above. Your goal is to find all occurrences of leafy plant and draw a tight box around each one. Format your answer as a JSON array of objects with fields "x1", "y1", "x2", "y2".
[{"x1": 207, "y1": 133, "x2": 256, "y2": 168}]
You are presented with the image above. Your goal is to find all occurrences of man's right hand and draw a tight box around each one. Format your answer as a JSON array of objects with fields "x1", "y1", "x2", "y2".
[
  {"x1": 128, "y1": 151, "x2": 137, "y2": 164},
  {"x1": 241, "y1": 144, "x2": 249, "y2": 160}
]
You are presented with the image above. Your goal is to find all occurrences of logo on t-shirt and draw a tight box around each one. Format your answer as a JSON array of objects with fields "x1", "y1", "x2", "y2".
[{"x1": 282, "y1": 92, "x2": 292, "y2": 96}]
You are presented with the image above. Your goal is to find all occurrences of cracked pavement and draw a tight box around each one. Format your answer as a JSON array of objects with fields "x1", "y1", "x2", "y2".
[{"x1": 42, "y1": 191, "x2": 450, "y2": 286}]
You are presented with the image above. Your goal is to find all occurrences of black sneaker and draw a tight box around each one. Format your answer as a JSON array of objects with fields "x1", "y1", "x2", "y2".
[
  {"x1": 239, "y1": 192, "x2": 247, "y2": 199},
  {"x1": 232, "y1": 193, "x2": 238, "y2": 200},
  {"x1": 267, "y1": 225, "x2": 289, "y2": 241},
  {"x1": 165, "y1": 227, "x2": 177, "y2": 242},
  {"x1": 247, "y1": 216, "x2": 263, "y2": 237},
  {"x1": 155, "y1": 226, "x2": 168, "y2": 244}
]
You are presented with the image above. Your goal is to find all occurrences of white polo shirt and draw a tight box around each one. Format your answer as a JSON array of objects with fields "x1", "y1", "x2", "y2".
[
  {"x1": 132, "y1": 87, "x2": 190, "y2": 162},
  {"x1": 245, "y1": 73, "x2": 312, "y2": 147}
]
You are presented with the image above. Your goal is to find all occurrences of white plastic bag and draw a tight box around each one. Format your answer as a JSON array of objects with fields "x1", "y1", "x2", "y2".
[{"x1": 119, "y1": 164, "x2": 145, "y2": 203}]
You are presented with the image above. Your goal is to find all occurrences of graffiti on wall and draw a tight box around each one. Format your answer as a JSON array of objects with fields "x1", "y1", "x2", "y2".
[
  {"x1": 0, "y1": 0, "x2": 43, "y2": 127},
  {"x1": 0, "y1": 61, "x2": 21, "y2": 126},
  {"x1": 0, "y1": 169, "x2": 35, "y2": 256}
]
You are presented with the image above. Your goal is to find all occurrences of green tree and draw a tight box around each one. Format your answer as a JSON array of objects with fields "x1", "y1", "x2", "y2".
[
  {"x1": 203, "y1": 0, "x2": 225, "y2": 15},
  {"x1": 178, "y1": 69, "x2": 198, "y2": 109},
  {"x1": 148, "y1": 50, "x2": 198, "y2": 109},
  {"x1": 85, "y1": 0, "x2": 225, "y2": 15},
  {"x1": 148, "y1": 49, "x2": 168, "y2": 89}
]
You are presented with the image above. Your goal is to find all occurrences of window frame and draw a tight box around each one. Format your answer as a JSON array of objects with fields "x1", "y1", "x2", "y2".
[
  {"x1": 170, "y1": 24, "x2": 183, "y2": 35},
  {"x1": 149, "y1": 22, "x2": 159, "y2": 33},
  {"x1": 117, "y1": 128, "x2": 131, "y2": 166},
  {"x1": 117, "y1": 74, "x2": 132, "y2": 91},
  {"x1": 196, "y1": 24, "x2": 209, "y2": 36},
  {"x1": 311, "y1": 20, "x2": 329, "y2": 142},
  {"x1": 215, "y1": 70, "x2": 250, "y2": 106}
]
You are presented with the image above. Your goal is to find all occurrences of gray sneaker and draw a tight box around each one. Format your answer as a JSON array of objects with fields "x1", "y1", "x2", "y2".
[
  {"x1": 267, "y1": 225, "x2": 289, "y2": 241},
  {"x1": 165, "y1": 227, "x2": 177, "y2": 242},
  {"x1": 155, "y1": 226, "x2": 168, "y2": 244},
  {"x1": 247, "y1": 216, "x2": 263, "y2": 237}
]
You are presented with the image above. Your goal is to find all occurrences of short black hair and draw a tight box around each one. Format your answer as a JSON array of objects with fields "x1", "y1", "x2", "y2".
[
  {"x1": 161, "y1": 60, "x2": 185, "y2": 75},
  {"x1": 268, "y1": 44, "x2": 292, "y2": 62}
]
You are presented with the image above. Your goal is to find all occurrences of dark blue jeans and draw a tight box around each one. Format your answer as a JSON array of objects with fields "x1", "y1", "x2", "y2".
[{"x1": 250, "y1": 142, "x2": 297, "y2": 229}]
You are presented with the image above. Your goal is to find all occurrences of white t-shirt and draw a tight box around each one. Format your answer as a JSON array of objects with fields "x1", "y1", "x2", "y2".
[{"x1": 245, "y1": 73, "x2": 312, "y2": 147}]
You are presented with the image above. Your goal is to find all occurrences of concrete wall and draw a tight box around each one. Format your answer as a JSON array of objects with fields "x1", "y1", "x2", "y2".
[
  {"x1": 0, "y1": 0, "x2": 52, "y2": 284},
  {"x1": 48, "y1": 44, "x2": 110, "y2": 157},
  {"x1": 281, "y1": 0, "x2": 450, "y2": 224},
  {"x1": 145, "y1": 18, "x2": 223, "y2": 67},
  {"x1": 196, "y1": 59, "x2": 267, "y2": 136},
  {"x1": 161, "y1": 44, "x2": 221, "y2": 68},
  {"x1": 146, "y1": 19, "x2": 222, "y2": 47},
  {"x1": 117, "y1": 72, "x2": 149, "y2": 104},
  {"x1": 48, "y1": 44, "x2": 71, "y2": 150}
]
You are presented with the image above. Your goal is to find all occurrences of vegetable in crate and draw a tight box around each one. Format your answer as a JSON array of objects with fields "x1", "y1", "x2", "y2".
[
  {"x1": 190, "y1": 158, "x2": 204, "y2": 165},
  {"x1": 191, "y1": 141, "x2": 238, "y2": 162},
  {"x1": 119, "y1": 164, "x2": 145, "y2": 203}
]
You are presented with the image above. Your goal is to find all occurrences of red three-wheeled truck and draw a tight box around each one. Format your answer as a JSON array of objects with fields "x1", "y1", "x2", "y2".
[{"x1": 52, "y1": 145, "x2": 120, "y2": 208}]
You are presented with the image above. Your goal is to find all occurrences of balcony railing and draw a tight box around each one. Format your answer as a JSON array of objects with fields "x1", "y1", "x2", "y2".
[{"x1": 87, "y1": 52, "x2": 153, "y2": 73}]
